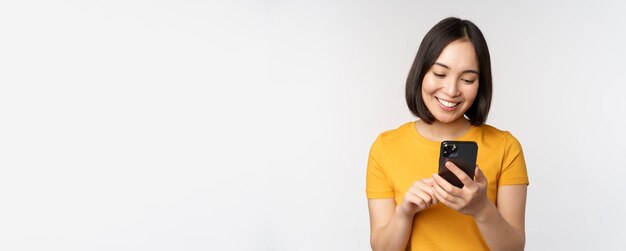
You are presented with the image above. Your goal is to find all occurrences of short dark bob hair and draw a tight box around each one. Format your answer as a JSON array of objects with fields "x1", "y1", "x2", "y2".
[{"x1": 406, "y1": 17, "x2": 492, "y2": 126}]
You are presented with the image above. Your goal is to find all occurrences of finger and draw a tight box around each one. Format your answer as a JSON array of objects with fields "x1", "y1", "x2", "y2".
[
  {"x1": 474, "y1": 166, "x2": 488, "y2": 185},
  {"x1": 417, "y1": 180, "x2": 438, "y2": 204},
  {"x1": 407, "y1": 191, "x2": 428, "y2": 209},
  {"x1": 423, "y1": 178, "x2": 435, "y2": 186},
  {"x1": 414, "y1": 179, "x2": 435, "y2": 192},
  {"x1": 445, "y1": 161, "x2": 474, "y2": 186},
  {"x1": 414, "y1": 190, "x2": 433, "y2": 207},
  {"x1": 432, "y1": 187, "x2": 454, "y2": 208},
  {"x1": 413, "y1": 182, "x2": 436, "y2": 204},
  {"x1": 432, "y1": 177, "x2": 459, "y2": 205},
  {"x1": 432, "y1": 173, "x2": 462, "y2": 195},
  {"x1": 428, "y1": 185, "x2": 439, "y2": 204},
  {"x1": 430, "y1": 190, "x2": 439, "y2": 205}
]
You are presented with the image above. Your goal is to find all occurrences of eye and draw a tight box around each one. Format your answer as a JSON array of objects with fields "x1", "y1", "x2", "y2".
[
  {"x1": 461, "y1": 78, "x2": 476, "y2": 84},
  {"x1": 433, "y1": 72, "x2": 446, "y2": 78}
]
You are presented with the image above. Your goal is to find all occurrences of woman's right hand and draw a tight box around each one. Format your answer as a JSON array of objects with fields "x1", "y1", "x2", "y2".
[{"x1": 396, "y1": 178, "x2": 438, "y2": 217}]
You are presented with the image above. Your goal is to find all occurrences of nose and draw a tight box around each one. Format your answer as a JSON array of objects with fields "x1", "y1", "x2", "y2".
[{"x1": 442, "y1": 79, "x2": 461, "y2": 97}]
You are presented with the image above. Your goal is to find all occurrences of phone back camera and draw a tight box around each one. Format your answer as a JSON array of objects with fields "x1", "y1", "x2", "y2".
[{"x1": 442, "y1": 143, "x2": 459, "y2": 157}]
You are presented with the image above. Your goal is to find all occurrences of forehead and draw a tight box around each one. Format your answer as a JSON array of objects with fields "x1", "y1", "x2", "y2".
[{"x1": 434, "y1": 39, "x2": 478, "y2": 71}]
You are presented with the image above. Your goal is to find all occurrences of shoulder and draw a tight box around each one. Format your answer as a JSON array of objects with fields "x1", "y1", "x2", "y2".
[
  {"x1": 476, "y1": 124, "x2": 523, "y2": 150},
  {"x1": 373, "y1": 122, "x2": 414, "y2": 144},
  {"x1": 370, "y1": 121, "x2": 415, "y2": 153},
  {"x1": 478, "y1": 124, "x2": 516, "y2": 139}
]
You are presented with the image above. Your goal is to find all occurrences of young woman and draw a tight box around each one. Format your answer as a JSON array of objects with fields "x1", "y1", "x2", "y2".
[{"x1": 366, "y1": 17, "x2": 529, "y2": 251}]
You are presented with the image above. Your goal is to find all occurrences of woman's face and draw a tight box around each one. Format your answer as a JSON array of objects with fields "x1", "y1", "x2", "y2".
[{"x1": 421, "y1": 39, "x2": 480, "y2": 124}]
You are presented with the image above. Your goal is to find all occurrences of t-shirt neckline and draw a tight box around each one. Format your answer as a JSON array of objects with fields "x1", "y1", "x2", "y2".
[{"x1": 409, "y1": 120, "x2": 479, "y2": 148}]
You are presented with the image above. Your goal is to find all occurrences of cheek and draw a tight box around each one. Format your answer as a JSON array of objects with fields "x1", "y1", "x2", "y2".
[{"x1": 463, "y1": 84, "x2": 479, "y2": 102}]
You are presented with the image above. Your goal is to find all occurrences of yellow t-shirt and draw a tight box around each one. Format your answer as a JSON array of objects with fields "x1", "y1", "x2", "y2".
[{"x1": 366, "y1": 121, "x2": 529, "y2": 251}]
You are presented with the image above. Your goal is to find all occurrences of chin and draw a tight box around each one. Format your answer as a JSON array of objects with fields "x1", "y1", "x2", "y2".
[{"x1": 432, "y1": 114, "x2": 464, "y2": 124}]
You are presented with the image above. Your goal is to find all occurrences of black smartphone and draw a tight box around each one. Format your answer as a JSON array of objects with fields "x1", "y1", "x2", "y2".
[{"x1": 438, "y1": 141, "x2": 478, "y2": 188}]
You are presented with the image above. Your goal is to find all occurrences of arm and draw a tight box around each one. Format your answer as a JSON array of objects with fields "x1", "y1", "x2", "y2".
[
  {"x1": 368, "y1": 198, "x2": 413, "y2": 251},
  {"x1": 368, "y1": 179, "x2": 437, "y2": 251},
  {"x1": 474, "y1": 185, "x2": 527, "y2": 251},
  {"x1": 432, "y1": 162, "x2": 527, "y2": 251}
]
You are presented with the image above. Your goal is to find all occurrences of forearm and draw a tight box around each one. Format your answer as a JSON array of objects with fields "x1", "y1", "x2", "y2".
[
  {"x1": 371, "y1": 207, "x2": 414, "y2": 251},
  {"x1": 474, "y1": 203, "x2": 525, "y2": 251}
]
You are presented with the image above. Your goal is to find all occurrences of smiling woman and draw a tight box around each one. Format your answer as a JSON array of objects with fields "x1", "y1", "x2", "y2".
[{"x1": 366, "y1": 17, "x2": 528, "y2": 251}]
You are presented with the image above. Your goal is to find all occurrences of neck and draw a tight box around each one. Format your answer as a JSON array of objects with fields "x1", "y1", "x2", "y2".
[{"x1": 415, "y1": 118, "x2": 472, "y2": 142}]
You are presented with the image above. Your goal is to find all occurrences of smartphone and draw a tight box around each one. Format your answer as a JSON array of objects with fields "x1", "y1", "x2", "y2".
[{"x1": 438, "y1": 141, "x2": 478, "y2": 188}]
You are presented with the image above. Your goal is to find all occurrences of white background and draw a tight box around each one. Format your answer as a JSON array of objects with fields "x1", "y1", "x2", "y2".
[{"x1": 1, "y1": 1, "x2": 625, "y2": 250}]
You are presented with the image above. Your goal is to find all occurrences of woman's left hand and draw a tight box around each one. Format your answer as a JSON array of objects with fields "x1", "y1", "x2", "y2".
[{"x1": 432, "y1": 162, "x2": 490, "y2": 218}]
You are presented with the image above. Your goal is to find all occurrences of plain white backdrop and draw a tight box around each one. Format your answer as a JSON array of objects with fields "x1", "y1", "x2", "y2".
[{"x1": 1, "y1": 0, "x2": 625, "y2": 250}]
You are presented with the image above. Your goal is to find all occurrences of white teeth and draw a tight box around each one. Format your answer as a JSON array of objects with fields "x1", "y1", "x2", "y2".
[{"x1": 437, "y1": 98, "x2": 459, "y2": 108}]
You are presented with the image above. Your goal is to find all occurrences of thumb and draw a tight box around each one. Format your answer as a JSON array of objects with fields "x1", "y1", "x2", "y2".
[{"x1": 474, "y1": 166, "x2": 487, "y2": 184}]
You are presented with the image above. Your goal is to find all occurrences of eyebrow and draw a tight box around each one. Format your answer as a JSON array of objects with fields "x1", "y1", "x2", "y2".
[{"x1": 434, "y1": 62, "x2": 479, "y2": 75}]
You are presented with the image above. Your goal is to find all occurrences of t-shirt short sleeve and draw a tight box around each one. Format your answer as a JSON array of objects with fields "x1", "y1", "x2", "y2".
[
  {"x1": 498, "y1": 132, "x2": 530, "y2": 186},
  {"x1": 366, "y1": 135, "x2": 395, "y2": 199}
]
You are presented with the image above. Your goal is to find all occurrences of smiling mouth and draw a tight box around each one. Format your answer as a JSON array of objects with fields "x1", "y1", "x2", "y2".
[{"x1": 437, "y1": 97, "x2": 460, "y2": 108}]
